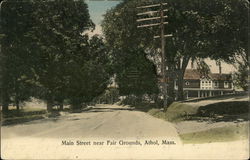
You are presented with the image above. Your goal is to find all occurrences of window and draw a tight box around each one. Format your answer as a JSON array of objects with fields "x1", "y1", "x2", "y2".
[
  {"x1": 201, "y1": 80, "x2": 206, "y2": 89},
  {"x1": 174, "y1": 80, "x2": 178, "y2": 89},
  {"x1": 224, "y1": 81, "x2": 229, "y2": 88},
  {"x1": 214, "y1": 81, "x2": 219, "y2": 87},
  {"x1": 206, "y1": 81, "x2": 209, "y2": 86}
]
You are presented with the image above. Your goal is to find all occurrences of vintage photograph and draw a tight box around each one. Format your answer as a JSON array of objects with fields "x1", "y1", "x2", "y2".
[{"x1": 0, "y1": 0, "x2": 249, "y2": 159}]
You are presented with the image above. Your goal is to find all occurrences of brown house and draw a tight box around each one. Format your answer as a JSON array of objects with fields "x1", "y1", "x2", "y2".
[{"x1": 180, "y1": 69, "x2": 234, "y2": 99}]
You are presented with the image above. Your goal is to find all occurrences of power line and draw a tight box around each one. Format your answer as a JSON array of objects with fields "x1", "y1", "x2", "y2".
[{"x1": 136, "y1": 1, "x2": 172, "y2": 108}]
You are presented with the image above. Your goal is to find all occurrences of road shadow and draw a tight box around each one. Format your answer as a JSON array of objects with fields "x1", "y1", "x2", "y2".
[
  {"x1": 187, "y1": 101, "x2": 249, "y2": 123},
  {"x1": 85, "y1": 107, "x2": 134, "y2": 113},
  {"x1": 183, "y1": 93, "x2": 247, "y2": 103}
]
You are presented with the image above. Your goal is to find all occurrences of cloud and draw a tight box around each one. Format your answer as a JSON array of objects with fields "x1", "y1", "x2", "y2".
[{"x1": 84, "y1": 25, "x2": 103, "y2": 37}]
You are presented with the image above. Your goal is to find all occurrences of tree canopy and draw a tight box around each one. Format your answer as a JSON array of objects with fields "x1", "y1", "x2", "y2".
[
  {"x1": 102, "y1": 0, "x2": 249, "y2": 101},
  {"x1": 1, "y1": 0, "x2": 111, "y2": 112}
]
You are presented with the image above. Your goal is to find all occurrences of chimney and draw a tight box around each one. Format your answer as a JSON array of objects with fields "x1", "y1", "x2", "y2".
[
  {"x1": 216, "y1": 61, "x2": 222, "y2": 74},
  {"x1": 219, "y1": 62, "x2": 222, "y2": 74}
]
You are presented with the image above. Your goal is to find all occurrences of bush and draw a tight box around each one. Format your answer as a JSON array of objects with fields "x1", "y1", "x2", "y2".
[
  {"x1": 2, "y1": 115, "x2": 45, "y2": 126},
  {"x1": 2, "y1": 110, "x2": 46, "y2": 118},
  {"x1": 148, "y1": 102, "x2": 196, "y2": 122},
  {"x1": 197, "y1": 101, "x2": 249, "y2": 116},
  {"x1": 148, "y1": 108, "x2": 165, "y2": 119},
  {"x1": 165, "y1": 102, "x2": 196, "y2": 122}
]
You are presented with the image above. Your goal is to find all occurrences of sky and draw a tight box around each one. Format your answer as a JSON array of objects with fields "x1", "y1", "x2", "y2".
[
  {"x1": 86, "y1": 0, "x2": 120, "y2": 35},
  {"x1": 86, "y1": 0, "x2": 120, "y2": 25}
]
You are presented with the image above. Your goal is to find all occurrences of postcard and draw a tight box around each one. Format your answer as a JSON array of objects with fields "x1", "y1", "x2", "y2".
[{"x1": 1, "y1": 0, "x2": 249, "y2": 159}]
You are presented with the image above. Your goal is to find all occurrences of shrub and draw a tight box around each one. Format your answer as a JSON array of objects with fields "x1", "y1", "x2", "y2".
[
  {"x1": 197, "y1": 101, "x2": 249, "y2": 116},
  {"x1": 148, "y1": 102, "x2": 196, "y2": 122}
]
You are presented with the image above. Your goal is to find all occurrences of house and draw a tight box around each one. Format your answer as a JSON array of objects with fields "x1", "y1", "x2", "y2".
[{"x1": 178, "y1": 69, "x2": 234, "y2": 99}]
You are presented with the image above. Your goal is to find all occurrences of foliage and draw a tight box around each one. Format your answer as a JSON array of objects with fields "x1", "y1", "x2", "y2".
[
  {"x1": 66, "y1": 36, "x2": 112, "y2": 109},
  {"x1": 102, "y1": 1, "x2": 159, "y2": 98},
  {"x1": 94, "y1": 87, "x2": 120, "y2": 104},
  {"x1": 102, "y1": 0, "x2": 249, "y2": 101},
  {"x1": 116, "y1": 49, "x2": 159, "y2": 96},
  {"x1": 1, "y1": 0, "x2": 111, "y2": 112},
  {"x1": 200, "y1": 0, "x2": 248, "y2": 61},
  {"x1": 233, "y1": 54, "x2": 248, "y2": 91},
  {"x1": 25, "y1": 0, "x2": 94, "y2": 110},
  {"x1": 197, "y1": 101, "x2": 249, "y2": 116},
  {"x1": 0, "y1": 0, "x2": 36, "y2": 111},
  {"x1": 148, "y1": 102, "x2": 196, "y2": 122}
]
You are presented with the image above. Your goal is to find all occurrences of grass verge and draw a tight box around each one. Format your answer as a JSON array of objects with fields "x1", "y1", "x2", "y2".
[
  {"x1": 1, "y1": 108, "x2": 48, "y2": 125},
  {"x1": 2, "y1": 115, "x2": 46, "y2": 126},
  {"x1": 148, "y1": 102, "x2": 197, "y2": 122},
  {"x1": 147, "y1": 101, "x2": 249, "y2": 144},
  {"x1": 180, "y1": 123, "x2": 249, "y2": 144}
]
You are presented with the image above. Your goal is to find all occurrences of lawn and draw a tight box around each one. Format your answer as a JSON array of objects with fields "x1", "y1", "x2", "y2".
[
  {"x1": 148, "y1": 102, "x2": 198, "y2": 122},
  {"x1": 147, "y1": 100, "x2": 249, "y2": 143},
  {"x1": 180, "y1": 123, "x2": 249, "y2": 144},
  {"x1": 1, "y1": 107, "x2": 47, "y2": 125}
]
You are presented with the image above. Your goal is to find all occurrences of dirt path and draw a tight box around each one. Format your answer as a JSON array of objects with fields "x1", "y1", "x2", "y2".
[{"x1": 2, "y1": 104, "x2": 180, "y2": 140}]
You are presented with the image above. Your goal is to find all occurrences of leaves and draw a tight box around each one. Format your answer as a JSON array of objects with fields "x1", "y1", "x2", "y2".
[{"x1": 1, "y1": 0, "x2": 111, "y2": 110}]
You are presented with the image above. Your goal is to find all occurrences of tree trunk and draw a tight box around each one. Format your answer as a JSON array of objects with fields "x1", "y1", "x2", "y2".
[
  {"x1": 177, "y1": 56, "x2": 190, "y2": 101},
  {"x1": 47, "y1": 97, "x2": 53, "y2": 112},
  {"x1": 14, "y1": 82, "x2": 20, "y2": 111},
  {"x1": 2, "y1": 92, "x2": 9, "y2": 113},
  {"x1": 177, "y1": 70, "x2": 185, "y2": 101},
  {"x1": 167, "y1": 68, "x2": 176, "y2": 101},
  {"x1": 71, "y1": 104, "x2": 81, "y2": 110},
  {"x1": 2, "y1": 101, "x2": 9, "y2": 113},
  {"x1": 59, "y1": 102, "x2": 63, "y2": 111},
  {"x1": 16, "y1": 99, "x2": 20, "y2": 111}
]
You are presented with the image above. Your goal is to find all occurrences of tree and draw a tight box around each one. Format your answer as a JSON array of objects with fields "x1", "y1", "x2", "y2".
[
  {"x1": 233, "y1": 53, "x2": 248, "y2": 91},
  {"x1": 65, "y1": 35, "x2": 112, "y2": 109},
  {"x1": 116, "y1": 49, "x2": 159, "y2": 97},
  {"x1": 102, "y1": 0, "x2": 249, "y2": 102},
  {"x1": 1, "y1": 0, "x2": 112, "y2": 112},
  {"x1": 201, "y1": 0, "x2": 249, "y2": 91},
  {"x1": 102, "y1": 1, "x2": 159, "y2": 102},
  {"x1": 24, "y1": 0, "x2": 94, "y2": 111},
  {"x1": 1, "y1": 0, "x2": 36, "y2": 112}
]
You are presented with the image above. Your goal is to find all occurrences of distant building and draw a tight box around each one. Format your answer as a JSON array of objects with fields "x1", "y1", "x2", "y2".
[
  {"x1": 159, "y1": 69, "x2": 235, "y2": 99},
  {"x1": 180, "y1": 69, "x2": 234, "y2": 99}
]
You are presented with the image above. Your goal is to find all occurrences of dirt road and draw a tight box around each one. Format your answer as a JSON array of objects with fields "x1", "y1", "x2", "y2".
[
  {"x1": 1, "y1": 104, "x2": 248, "y2": 159},
  {"x1": 2, "y1": 104, "x2": 180, "y2": 140}
]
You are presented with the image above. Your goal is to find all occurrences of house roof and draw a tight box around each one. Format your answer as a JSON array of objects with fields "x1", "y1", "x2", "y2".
[
  {"x1": 184, "y1": 69, "x2": 201, "y2": 80},
  {"x1": 209, "y1": 73, "x2": 232, "y2": 81},
  {"x1": 184, "y1": 69, "x2": 232, "y2": 81}
]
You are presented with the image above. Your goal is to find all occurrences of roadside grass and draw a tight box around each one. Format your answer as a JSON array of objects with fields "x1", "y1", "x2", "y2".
[
  {"x1": 180, "y1": 123, "x2": 249, "y2": 144},
  {"x1": 148, "y1": 102, "x2": 197, "y2": 122},
  {"x1": 148, "y1": 101, "x2": 249, "y2": 144},
  {"x1": 1, "y1": 104, "x2": 92, "y2": 125},
  {"x1": 1, "y1": 107, "x2": 48, "y2": 125},
  {"x1": 1, "y1": 108, "x2": 46, "y2": 118},
  {"x1": 148, "y1": 100, "x2": 249, "y2": 122},
  {"x1": 196, "y1": 101, "x2": 249, "y2": 118},
  {"x1": 1, "y1": 115, "x2": 46, "y2": 125}
]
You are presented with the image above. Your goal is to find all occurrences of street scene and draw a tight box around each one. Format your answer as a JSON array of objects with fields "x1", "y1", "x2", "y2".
[{"x1": 0, "y1": 0, "x2": 249, "y2": 159}]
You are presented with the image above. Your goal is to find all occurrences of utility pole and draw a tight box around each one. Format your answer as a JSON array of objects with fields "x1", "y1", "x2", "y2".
[{"x1": 137, "y1": 1, "x2": 172, "y2": 108}]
